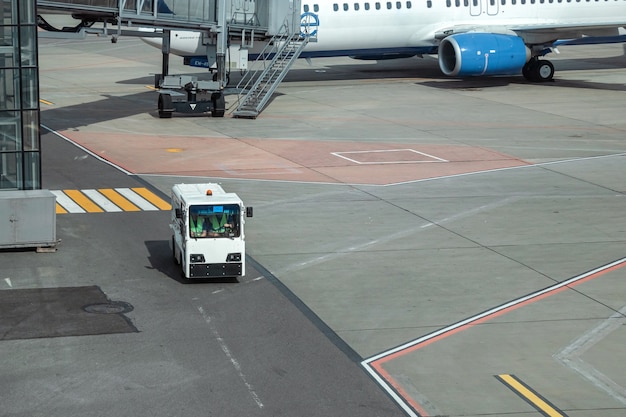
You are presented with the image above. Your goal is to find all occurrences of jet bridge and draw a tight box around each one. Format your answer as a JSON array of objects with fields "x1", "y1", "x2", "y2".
[{"x1": 37, "y1": 0, "x2": 303, "y2": 117}]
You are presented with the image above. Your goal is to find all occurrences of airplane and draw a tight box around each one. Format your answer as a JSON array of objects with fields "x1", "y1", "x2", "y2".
[{"x1": 141, "y1": 0, "x2": 626, "y2": 83}]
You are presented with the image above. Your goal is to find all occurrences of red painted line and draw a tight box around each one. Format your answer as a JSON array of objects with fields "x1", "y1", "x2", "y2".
[{"x1": 362, "y1": 257, "x2": 626, "y2": 417}]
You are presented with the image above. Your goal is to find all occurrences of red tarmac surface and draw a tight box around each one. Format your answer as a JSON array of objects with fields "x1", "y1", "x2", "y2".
[{"x1": 64, "y1": 131, "x2": 530, "y2": 185}]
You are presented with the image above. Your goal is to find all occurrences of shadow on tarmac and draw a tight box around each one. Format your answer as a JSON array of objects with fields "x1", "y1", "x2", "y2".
[
  {"x1": 41, "y1": 91, "x2": 157, "y2": 131},
  {"x1": 144, "y1": 239, "x2": 240, "y2": 284}
]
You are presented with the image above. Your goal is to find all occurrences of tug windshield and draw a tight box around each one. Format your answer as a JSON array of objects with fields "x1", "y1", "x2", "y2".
[{"x1": 188, "y1": 204, "x2": 240, "y2": 238}]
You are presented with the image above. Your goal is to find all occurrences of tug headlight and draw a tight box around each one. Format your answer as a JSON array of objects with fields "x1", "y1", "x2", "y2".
[{"x1": 226, "y1": 253, "x2": 241, "y2": 262}]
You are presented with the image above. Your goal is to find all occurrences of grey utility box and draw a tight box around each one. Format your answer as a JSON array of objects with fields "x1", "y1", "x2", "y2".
[{"x1": 0, "y1": 190, "x2": 57, "y2": 251}]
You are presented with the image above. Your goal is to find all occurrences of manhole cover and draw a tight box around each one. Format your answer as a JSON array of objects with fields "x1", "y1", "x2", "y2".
[{"x1": 83, "y1": 301, "x2": 134, "y2": 314}]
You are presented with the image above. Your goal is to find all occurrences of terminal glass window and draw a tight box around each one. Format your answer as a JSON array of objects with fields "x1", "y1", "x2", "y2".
[
  {"x1": 0, "y1": 0, "x2": 40, "y2": 189},
  {"x1": 189, "y1": 205, "x2": 241, "y2": 238}
]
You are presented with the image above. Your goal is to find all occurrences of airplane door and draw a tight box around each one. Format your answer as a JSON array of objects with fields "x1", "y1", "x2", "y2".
[{"x1": 470, "y1": 0, "x2": 499, "y2": 16}]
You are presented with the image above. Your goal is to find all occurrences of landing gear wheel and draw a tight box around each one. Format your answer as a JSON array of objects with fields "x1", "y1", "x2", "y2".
[
  {"x1": 158, "y1": 93, "x2": 174, "y2": 118},
  {"x1": 523, "y1": 59, "x2": 554, "y2": 82}
]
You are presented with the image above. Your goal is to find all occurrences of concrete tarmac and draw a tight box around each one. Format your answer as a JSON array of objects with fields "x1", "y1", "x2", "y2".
[{"x1": 37, "y1": 36, "x2": 626, "y2": 416}]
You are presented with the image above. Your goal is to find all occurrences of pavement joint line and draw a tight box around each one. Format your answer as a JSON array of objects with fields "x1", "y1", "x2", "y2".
[
  {"x1": 273, "y1": 196, "x2": 520, "y2": 275},
  {"x1": 496, "y1": 374, "x2": 568, "y2": 417},
  {"x1": 360, "y1": 256, "x2": 626, "y2": 417}
]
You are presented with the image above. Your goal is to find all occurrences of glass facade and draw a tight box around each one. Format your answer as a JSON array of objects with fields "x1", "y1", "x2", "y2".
[{"x1": 0, "y1": 0, "x2": 41, "y2": 190}]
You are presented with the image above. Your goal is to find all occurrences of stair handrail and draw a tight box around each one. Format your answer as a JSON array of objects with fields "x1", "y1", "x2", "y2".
[
  {"x1": 239, "y1": 35, "x2": 307, "y2": 113},
  {"x1": 232, "y1": 16, "x2": 316, "y2": 116},
  {"x1": 235, "y1": 20, "x2": 292, "y2": 96}
]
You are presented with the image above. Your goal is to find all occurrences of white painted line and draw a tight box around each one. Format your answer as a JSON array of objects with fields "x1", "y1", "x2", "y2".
[
  {"x1": 554, "y1": 305, "x2": 626, "y2": 405},
  {"x1": 82, "y1": 189, "x2": 123, "y2": 212},
  {"x1": 360, "y1": 257, "x2": 626, "y2": 417},
  {"x1": 332, "y1": 148, "x2": 448, "y2": 164},
  {"x1": 51, "y1": 190, "x2": 86, "y2": 213},
  {"x1": 365, "y1": 257, "x2": 626, "y2": 364},
  {"x1": 41, "y1": 125, "x2": 134, "y2": 176},
  {"x1": 196, "y1": 305, "x2": 264, "y2": 409},
  {"x1": 4, "y1": 278, "x2": 12, "y2": 288},
  {"x1": 114, "y1": 188, "x2": 158, "y2": 211}
]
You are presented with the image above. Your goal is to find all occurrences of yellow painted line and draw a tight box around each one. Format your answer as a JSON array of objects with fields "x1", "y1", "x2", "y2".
[
  {"x1": 131, "y1": 187, "x2": 172, "y2": 210},
  {"x1": 497, "y1": 374, "x2": 567, "y2": 417},
  {"x1": 39, "y1": 98, "x2": 54, "y2": 105},
  {"x1": 64, "y1": 189, "x2": 104, "y2": 213},
  {"x1": 55, "y1": 203, "x2": 67, "y2": 214},
  {"x1": 98, "y1": 188, "x2": 140, "y2": 211}
]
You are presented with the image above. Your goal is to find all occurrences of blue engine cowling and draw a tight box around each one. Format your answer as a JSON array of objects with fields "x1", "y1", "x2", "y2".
[{"x1": 438, "y1": 33, "x2": 530, "y2": 77}]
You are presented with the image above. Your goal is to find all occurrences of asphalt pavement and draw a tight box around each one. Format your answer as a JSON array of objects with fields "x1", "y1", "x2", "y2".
[{"x1": 2, "y1": 35, "x2": 626, "y2": 417}]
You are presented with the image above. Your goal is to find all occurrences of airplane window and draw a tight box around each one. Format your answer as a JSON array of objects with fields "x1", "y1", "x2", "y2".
[
  {"x1": 314, "y1": 4, "x2": 319, "y2": 11},
  {"x1": 354, "y1": 2, "x2": 359, "y2": 9},
  {"x1": 396, "y1": 1, "x2": 401, "y2": 8},
  {"x1": 427, "y1": 0, "x2": 432, "y2": 7},
  {"x1": 364, "y1": 2, "x2": 370, "y2": 9},
  {"x1": 375, "y1": 1, "x2": 381, "y2": 8},
  {"x1": 456, "y1": 0, "x2": 460, "y2": 6},
  {"x1": 304, "y1": 4, "x2": 310, "y2": 11},
  {"x1": 343, "y1": 3, "x2": 348, "y2": 10},
  {"x1": 333, "y1": 3, "x2": 338, "y2": 10},
  {"x1": 387, "y1": 1, "x2": 392, "y2": 8},
  {"x1": 446, "y1": 0, "x2": 451, "y2": 6},
  {"x1": 406, "y1": 1, "x2": 411, "y2": 7}
]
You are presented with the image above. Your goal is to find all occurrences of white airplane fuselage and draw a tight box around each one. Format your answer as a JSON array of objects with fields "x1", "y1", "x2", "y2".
[{"x1": 144, "y1": 0, "x2": 626, "y2": 81}]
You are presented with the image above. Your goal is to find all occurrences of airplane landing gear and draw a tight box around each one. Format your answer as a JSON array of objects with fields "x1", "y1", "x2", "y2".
[{"x1": 523, "y1": 58, "x2": 555, "y2": 82}]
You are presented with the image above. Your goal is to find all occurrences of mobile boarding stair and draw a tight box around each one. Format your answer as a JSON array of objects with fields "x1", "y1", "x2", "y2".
[
  {"x1": 37, "y1": 0, "x2": 304, "y2": 118},
  {"x1": 232, "y1": 25, "x2": 315, "y2": 118}
]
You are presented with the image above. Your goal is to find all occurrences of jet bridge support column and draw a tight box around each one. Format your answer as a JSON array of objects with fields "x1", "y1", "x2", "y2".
[
  {"x1": 161, "y1": 29, "x2": 170, "y2": 78},
  {"x1": 155, "y1": 29, "x2": 170, "y2": 88},
  {"x1": 214, "y1": 0, "x2": 228, "y2": 95}
]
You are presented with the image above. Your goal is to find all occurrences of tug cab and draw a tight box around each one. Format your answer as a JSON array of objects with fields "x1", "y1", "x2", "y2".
[{"x1": 171, "y1": 183, "x2": 252, "y2": 279}]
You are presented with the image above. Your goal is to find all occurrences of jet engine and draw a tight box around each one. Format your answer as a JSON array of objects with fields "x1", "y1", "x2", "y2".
[{"x1": 438, "y1": 33, "x2": 530, "y2": 77}]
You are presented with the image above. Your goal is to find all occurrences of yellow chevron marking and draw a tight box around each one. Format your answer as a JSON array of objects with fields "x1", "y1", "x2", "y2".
[
  {"x1": 131, "y1": 187, "x2": 172, "y2": 210},
  {"x1": 98, "y1": 188, "x2": 140, "y2": 211},
  {"x1": 64, "y1": 189, "x2": 103, "y2": 213}
]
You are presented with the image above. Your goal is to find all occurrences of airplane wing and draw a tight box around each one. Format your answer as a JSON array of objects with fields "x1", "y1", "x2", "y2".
[{"x1": 435, "y1": 24, "x2": 626, "y2": 45}]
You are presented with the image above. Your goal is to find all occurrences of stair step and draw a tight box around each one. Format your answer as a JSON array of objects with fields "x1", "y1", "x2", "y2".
[{"x1": 234, "y1": 33, "x2": 310, "y2": 116}]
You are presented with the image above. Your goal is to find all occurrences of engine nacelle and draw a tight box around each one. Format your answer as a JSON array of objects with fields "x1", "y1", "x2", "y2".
[{"x1": 438, "y1": 33, "x2": 530, "y2": 77}]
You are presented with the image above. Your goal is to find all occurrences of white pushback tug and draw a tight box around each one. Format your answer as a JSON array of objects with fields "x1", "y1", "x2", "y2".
[{"x1": 171, "y1": 183, "x2": 253, "y2": 279}]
